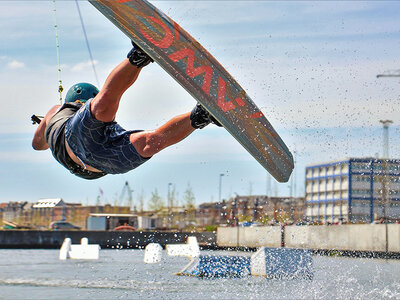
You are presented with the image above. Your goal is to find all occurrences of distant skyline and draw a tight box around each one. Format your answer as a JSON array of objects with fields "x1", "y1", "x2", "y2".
[{"x1": 0, "y1": 1, "x2": 399, "y2": 208}]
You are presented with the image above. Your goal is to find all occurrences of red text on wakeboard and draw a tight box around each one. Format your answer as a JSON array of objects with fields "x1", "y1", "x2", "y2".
[{"x1": 120, "y1": 6, "x2": 264, "y2": 119}]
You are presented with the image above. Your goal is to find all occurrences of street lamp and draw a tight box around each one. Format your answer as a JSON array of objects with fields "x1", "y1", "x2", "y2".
[
  {"x1": 376, "y1": 72, "x2": 396, "y2": 255},
  {"x1": 379, "y1": 120, "x2": 393, "y2": 254},
  {"x1": 379, "y1": 120, "x2": 393, "y2": 158},
  {"x1": 168, "y1": 182, "x2": 172, "y2": 228},
  {"x1": 376, "y1": 70, "x2": 400, "y2": 78},
  {"x1": 219, "y1": 173, "x2": 224, "y2": 203}
]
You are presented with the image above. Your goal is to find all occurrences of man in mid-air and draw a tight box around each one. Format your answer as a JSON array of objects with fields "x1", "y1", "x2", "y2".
[{"x1": 32, "y1": 43, "x2": 220, "y2": 179}]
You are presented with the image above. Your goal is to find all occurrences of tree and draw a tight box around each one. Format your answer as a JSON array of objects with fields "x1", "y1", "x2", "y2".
[
  {"x1": 137, "y1": 189, "x2": 145, "y2": 213},
  {"x1": 148, "y1": 189, "x2": 164, "y2": 212},
  {"x1": 169, "y1": 185, "x2": 177, "y2": 209},
  {"x1": 183, "y1": 183, "x2": 196, "y2": 227},
  {"x1": 183, "y1": 183, "x2": 195, "y2": 209},
  {"x1": 167, "y1": 185, "x2": 180, "y2": 228}
]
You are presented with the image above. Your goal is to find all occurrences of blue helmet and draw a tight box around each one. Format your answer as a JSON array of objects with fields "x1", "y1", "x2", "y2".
[{"x1": 65, "y1": 82, "x2": 99, "y2": 103}]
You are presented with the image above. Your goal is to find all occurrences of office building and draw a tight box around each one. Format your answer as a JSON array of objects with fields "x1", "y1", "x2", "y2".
[{"x1": 305, "y1": 158, "x2": 400, "y2": 223}]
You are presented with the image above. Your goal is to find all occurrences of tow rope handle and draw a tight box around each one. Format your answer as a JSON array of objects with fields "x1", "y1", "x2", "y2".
[{"x1": 31, "y1": 115, "x2": 43, "y2": 125}]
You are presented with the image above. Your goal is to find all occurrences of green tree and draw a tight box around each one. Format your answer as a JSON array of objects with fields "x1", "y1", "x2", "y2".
[
  {"x1": 148, "y1": 189, "x2": 164, "y2": 212},
  {"x1": 169, "y1": 185, "x2": 177, "y2": 209},
  {"x1": 166, "y1": 184, "x2": 179, "y2": 228},
  {"x1": 183, "y1": 183, "x2": 196, "y2": 227},
  {"x1": 137, "y1": 189, "x2": 145, "y2": 213},
  {"x1": 183, "y1": 183, "x2": 195, "y2": 210}
]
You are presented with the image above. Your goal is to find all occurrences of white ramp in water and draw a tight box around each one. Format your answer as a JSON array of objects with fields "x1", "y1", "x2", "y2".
[
  {"x1": 166, "y1": 236, "x2": 200, "y2": 259},
  {"x1": 59, "y1": 238, "x2": 100, "y2": 260},
  {"x1": 251, "y1": 247, "x2": 313, "y2": 279},
  {"x1": 177, "y1": 247, "x2": 313, "y2": 279}
]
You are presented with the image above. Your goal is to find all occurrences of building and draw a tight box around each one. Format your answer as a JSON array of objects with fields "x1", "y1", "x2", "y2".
[
  {"x1": 1, "y1": 199, "x2": 132, "y2": 229},
  {"x1": 1, "y1": 201, "x2": 32, "y2": 226},
  {"x1": 229, "y1": 195, "x2": 305, "y2": 225},
  {"x1": 305, "y1": 158, "x2": 400, "y2": 223},
  {"x1": 87, "y1": 213, "x2": 159, "y2": 230},
  {"x1": 196, "y1": 201, "x2": 229, "y2": 227},
  {"x1": 193, "y1": 196, "x2": 305, "y2": 227},
  {"x1": 32, "y1": 198, "x2": 66, "y2": 225}
]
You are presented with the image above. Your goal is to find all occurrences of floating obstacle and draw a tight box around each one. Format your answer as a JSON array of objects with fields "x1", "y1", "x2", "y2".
[
  {"x1": 177, "y1": 255, "x2": 251, "y2": 278},
  {"x1": 166, "y1": 236, "x2": 200, "y2": 259},
  {"x1": 143, "y1": 243, "x2": 163, "y2": 264},
  {"x1": 251, "y1": 247, "x2": 313, "y2": 279},
  {"x1": 143, "y1": 236, "x2": 200, "y2": 263},
  {"x1": 177, "y1": 247, "x2": 313, "y2": 279},
  {"x1": 59, "y1": 237, "x2": 100, "y2": 260}
]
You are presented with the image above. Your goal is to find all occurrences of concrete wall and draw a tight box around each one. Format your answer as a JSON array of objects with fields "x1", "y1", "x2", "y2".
[
  {"x1": 285, "y1": 225, "x2": 387, "y2": 252},
  {"x1": 0, "y1": 230, "x2": 216, "y2": 249},
  {"x1": 217, "y1": 226, "x2": 281, "y2": 248},
  {"x1": 217, "y1": 224, "x2": 400, "y2": 253},
  {"x1": 388, "y1": 224, "x2": 400, "y2": 252}
]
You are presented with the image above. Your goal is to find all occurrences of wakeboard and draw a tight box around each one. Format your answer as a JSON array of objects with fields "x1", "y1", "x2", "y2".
[{"x1": 89, "y1": 0, "x2": 294, "y2": 182}]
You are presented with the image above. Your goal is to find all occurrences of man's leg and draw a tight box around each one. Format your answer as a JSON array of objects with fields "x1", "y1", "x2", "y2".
[
  {"x1": 91, "y1": 59, "x2": 141, "y2": 122},
  {"x1": 130, "y1": 112, "x2": 195, "y2": 158},
  {"x1": 130, "y1": 104, "x2": 222, "y2": 158},
  {"x1": 91, "y1": 42, "x2": 153, "y2": 122}
]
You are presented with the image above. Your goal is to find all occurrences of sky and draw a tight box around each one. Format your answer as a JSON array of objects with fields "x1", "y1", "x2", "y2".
[{"x1": 0, "y1": 1, "x2": 399, "y2": 208}]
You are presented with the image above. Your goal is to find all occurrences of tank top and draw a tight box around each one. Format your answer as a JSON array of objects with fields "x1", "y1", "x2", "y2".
[{"x1": 45, "y1": 102, "x2": 106, "y2": 180}]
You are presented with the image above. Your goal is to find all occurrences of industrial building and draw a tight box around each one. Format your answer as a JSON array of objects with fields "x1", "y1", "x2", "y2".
[{"x1": 305, "y1": 158, "x2": 400, "y2": 223}]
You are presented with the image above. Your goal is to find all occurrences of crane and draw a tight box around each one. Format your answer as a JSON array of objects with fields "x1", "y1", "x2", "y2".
[
  {"x1": 119, "y1": 181, "x2": 134, "y2": 211},
  {"x1": 376, "y1": 69, "x2": 400, "y2": 78}
]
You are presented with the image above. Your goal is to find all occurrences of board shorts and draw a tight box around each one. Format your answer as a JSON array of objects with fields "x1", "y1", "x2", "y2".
[{"x1": 65, "y1": 99, "x2": 150, "y2": 174}]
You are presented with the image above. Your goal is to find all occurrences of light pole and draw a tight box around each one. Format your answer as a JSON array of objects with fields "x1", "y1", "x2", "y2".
[
  {"x1": 376, "y1": 70, "x2": 400, "y2": 78},
  {"x1": 379, "y1": 120, "x2": 393, "y2": 158},
  {"x1": 219, "y1": 173, "x2": 224, "y2": 203},
  {"x1": 379, "y1": 120, "x2": 393, "y2": 255},
  {"x1": 168, "y1": 182, "x2": 172, "y2": 228},
  {"x1": 377, "y1": 72, "x2": 397, "y2": 255}
]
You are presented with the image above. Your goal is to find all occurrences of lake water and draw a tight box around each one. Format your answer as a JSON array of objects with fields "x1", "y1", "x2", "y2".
[{"x1": 0, "y1": 249, "x2": 399, "y2": 299}]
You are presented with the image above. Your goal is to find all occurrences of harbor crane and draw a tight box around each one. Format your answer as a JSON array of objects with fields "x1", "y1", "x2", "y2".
[
  {"x1": 376, "y1": 69, "x2": 400, "y2": 78},
  {"x1": 119, "y1": 181, "x2": 134, "y2": 211}
]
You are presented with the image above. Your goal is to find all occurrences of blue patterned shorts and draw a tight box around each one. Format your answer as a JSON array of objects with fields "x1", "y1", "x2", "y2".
[{"x1": 65, "y1": 99, "x2": 150, "y2": 174}]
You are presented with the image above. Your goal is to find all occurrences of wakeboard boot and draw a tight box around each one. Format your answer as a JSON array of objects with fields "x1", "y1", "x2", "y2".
[
  {"x1": 127, "y1": 41, "x2": 154, "y2": 68},
  {"x1": 190, "y1": 103, "x2": 222, "y2": 129}
]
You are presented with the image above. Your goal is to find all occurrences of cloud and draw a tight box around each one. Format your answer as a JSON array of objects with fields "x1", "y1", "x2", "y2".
[
  {"x1": 7, "y1": 60, "x2": 25, "y2": 69},
  {"x1": 71, "y1": 60, "x2": 98, "y2": 72},
  {"x1": 301, "y1": 2, "x2": 372, "y2": 15},
  {"x1": 0, "y1": 151, "x2": 51, "y2": 164}
]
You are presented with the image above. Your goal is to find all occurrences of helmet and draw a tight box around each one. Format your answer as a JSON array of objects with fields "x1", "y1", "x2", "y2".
[{"x1": 65, "y1": 82, "x2": 99, "y2": 103}]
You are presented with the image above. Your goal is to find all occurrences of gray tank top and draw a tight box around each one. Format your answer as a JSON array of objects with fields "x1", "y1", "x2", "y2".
[{"x1": 45, "y1": 103, "x2": 106, "y2": 180}]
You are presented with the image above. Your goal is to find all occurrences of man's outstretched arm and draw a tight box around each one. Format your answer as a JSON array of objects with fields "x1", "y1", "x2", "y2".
[{"x1": 32, "y1": 105, "x2": 60, "y2": 150}]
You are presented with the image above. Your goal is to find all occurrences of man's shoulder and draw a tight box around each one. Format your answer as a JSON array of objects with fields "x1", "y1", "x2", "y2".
[
  {"x1": 52, "y1": 102, "x2": 83, "y2": 117},
  {"x1": 49, "y1": 104, "x2": 62, "y2": 113}
]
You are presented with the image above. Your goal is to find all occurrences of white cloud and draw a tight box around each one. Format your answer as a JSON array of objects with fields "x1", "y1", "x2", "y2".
[
  {"x1": 0, "y1": 150, "x2": 51, "y2": 164},
  {"x1": 71, "y1": 60, "x2": 98, "y2": 72},
  {"x1": 7, "y1": 60, "x2": 25, "y2": 69}
]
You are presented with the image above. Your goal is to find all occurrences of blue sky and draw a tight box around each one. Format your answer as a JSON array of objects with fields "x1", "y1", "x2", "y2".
[{"x1": 0, "y1": 1, "x2": 399, "y2": 208}]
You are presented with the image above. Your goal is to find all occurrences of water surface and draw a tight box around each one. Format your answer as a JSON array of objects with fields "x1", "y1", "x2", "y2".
[{"x1": 0, "y1": 249, "x2": 399, "y2": 299}]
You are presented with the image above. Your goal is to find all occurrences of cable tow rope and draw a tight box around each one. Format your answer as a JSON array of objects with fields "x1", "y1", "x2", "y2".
[
  {"x1": 75, "y1": 0, "x2": 100, "y2": 87},
  {"x1": 53, "y1": 0, "x2": 63, "y2": 105}
]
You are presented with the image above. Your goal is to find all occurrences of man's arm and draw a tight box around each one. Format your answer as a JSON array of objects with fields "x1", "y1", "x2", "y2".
[{"x1": 32, "y1": 105, "x2": 61, "y2": 150}]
